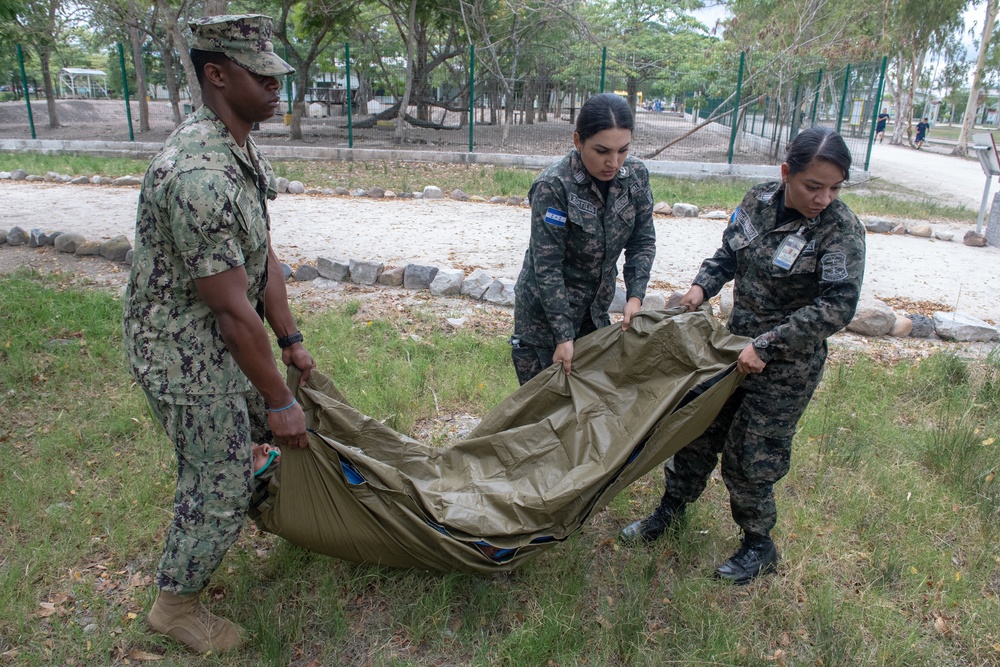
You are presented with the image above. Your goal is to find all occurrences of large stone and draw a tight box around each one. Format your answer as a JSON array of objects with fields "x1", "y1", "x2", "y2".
[
  {"x1": 28, "y1": 228, "x2": 48, "y2": 247},
  {"x1": 963, "y1": 230, "x2": 987, "y2": 247},
  {"x1": 349, "y1": 259, "x2": 384, "y2": 285},
  {"x1": 287, "y1": 181, "x2": 305, "y2": 194},
  {"x1": 46, "y1": 231, "x2": 61, "y2": 246},
  {"x1": 54, "y1": 232, "x2": 85, "y2": 253},
  {"x1": 429, "y1": 268, "x2": 465, "y2": 296},
  {"x1": 933, "y1": 229, "x2": 954, "y2": 242},
  {"x1": 704, "y1": 210, "x2": 729, "y2": 220},
  {"x1": 889, "y1": 314, "x2": 913, "y2": 338},
  {"x1": 653, "y1": 201, "x2": 672, "y2": 216},
  {"x1": 333, "y1": 187, "x2": 350, "y2": 196},
  {"x1": 483, "y1": 279, "x2": 515, "y2": 306},
  {"x1": 640, "y1": 293, "x2": 667, "y2": 311},
  {"x1": 907, "y1": 224, "x2": 933, "y2": 238},
  {"x1": 422, "y1": 185, "x2": 444, "y2": 199},
  {"x1": 489, "y1": 196, "x2": 506, "y2": 204},
  {"x1": 293, "y1": 264, "x2": 319, "y2": 281},
  {"x1": 609, "y1": 286, "x2": 627, "y2": 313},
  {"x1": 376, "y1": 266, "x2": 405, "y2": 286},
  {"x1": 75, "y1": 240, "x2": 102, "y2": 256},
  {"x1": 864, "y1": 217, "x2": 894, "y2": 233},
  {"x1": 317, "y1": 257, "x2": 350, "y2": 281},
  {"x1": 506, "y1": 196, "x2": 522, "y2": 206},
  {"x1": 25, "y1": 175, "x2": 44, "y2": 182},
  {"x1": 0, "y1": 229, "x2": 7, "y2": 245},
  {"x1": 100, "y1": 235, "x2": 132, "y2": 262},
  {"x1": 450, "y1": 189, "x2": 469, "y2": 201},
  {"x1": 672, "y1": 203, "x2": 699, "y2": 217},
  {"x1": 932, "y1": 311, "x2": 999, "y2": 342},
  {"x1": 403, "y1": 264, "x2": 439, "y2": 290},
  {"x1": 891, "y1": 224, "x2": 906, "y2": 235},
  {"x1": 0, "y1": 171, "x2": 10, "y2": 179},
  {"x1": 666, "y1": 291, "x2": 686, "y2": 309},
  {"x1": 124, "y1": 249, "x2": 133, "y2": 266},
  {"x1": 281, "y1": 263, "x2": 293, "y2": 279},
  {"x1": 461, "y1": 269, "x2": 494, "y2": 299},
  {"x1": 90, "y1": 175, "x2": 113, "y2": 185},
  {"x1": 367, "y1": 186, "x2": 386, "y2": 199},
  {"x1": 10, "y1": 169, "x2": 27, "y2": 181},
  {"x1": 907, "y1": 313, "x2": 935, "y2": 338},
  {"x1": 6, "y1": 226, "x2": 28, "y2": 246},
  {"x1": 275, "y1": 177, "x2": 289, "y2": 193},
  {"x1": 112, "y1": 176, "x2": 142, "y2": 187},
  {"x1": 70, "y1": 176, "x2": 90, "y2": 185},
  {"x1": 846, "y1": 296, "x2": 895, "y2": 336}
]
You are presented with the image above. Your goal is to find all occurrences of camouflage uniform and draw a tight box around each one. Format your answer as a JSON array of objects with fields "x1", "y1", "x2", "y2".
[
  {"x1": 123, "y1": 104, "x2": 278, "y2": 595},
  {"x1": 660, "y1": 181, "x2": 866, "y2": 536},
  {"x1": 512, "y1": 150, "x2": 656, "y2": 384}
]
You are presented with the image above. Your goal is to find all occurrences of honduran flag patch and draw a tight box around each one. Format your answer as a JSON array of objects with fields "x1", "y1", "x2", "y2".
[{"x1": 544, "y1": 207, "x2": 568, "y2": 227}]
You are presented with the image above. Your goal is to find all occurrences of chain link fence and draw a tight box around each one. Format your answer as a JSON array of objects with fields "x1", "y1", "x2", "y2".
[{"x1": 0, "y1": 42, "x2": 885, "y2": 170}]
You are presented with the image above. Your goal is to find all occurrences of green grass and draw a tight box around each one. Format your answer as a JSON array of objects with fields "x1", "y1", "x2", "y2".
[
  {"x1": 0, "y1": 152, "x2": 976, "y2": 223},
  {"x1": 1, "y1": 270, "x2": 998, "y2": 665}
]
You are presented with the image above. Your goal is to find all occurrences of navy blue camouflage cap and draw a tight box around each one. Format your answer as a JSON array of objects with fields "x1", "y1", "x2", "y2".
[{"x1": 189, "y1": 14, "x2": 294, "y2": 77}]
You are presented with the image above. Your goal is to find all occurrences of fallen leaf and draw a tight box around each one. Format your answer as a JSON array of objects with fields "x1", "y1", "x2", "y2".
[
  {"x1": 933, "y1": 615, "x2": 951, "y2": 637},
  {"x1": 37, "y1": 603, "x2": 56, "y2": 618},
  {"x1": 126, "y1": 650, "x2": 164, "y2": 661}
]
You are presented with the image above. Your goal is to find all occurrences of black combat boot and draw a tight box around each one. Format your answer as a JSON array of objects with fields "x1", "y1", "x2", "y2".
[
  {"x1": 618, "y1": 498, "x2": 686, "y2": 544},
  {"x1": 714, "y1": 532, "x2": 779, "y2": 585}
]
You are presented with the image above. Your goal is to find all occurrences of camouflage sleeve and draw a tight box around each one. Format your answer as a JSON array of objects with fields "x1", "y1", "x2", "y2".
[
  {"x1": 754, "y1": 213, "x2": 866, "y2": 362},
  {"x1": 622, "y1": 167, "x2": 656, "y2": 302},
  {"x1": 167, "y1": 171, "x2": 246, "y2": 279},
  {"x1": 527, "y1": 179, "x2": 575, "y2": 344},
  {"x1": 693, "y1": 208, "x2": 746, "y2": 298}
]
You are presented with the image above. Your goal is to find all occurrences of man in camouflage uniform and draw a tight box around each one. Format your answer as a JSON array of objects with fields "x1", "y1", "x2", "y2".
[
  {"x1": 122, "y1": 14, "x2": 313, "y2": 653},
  {"x1": 512, "y1": 150, "x2": 656, "y2": 384},
  {"x1": 620, "y1": 169, "x2": 865, "y2": 584}
]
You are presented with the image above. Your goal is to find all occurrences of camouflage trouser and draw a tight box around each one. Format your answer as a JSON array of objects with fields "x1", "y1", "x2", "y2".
[
  {"x1": 661, "y1": 355, "x2": 823, "y2": 536},
  {"x1": 510, "y1": 319, "x2": 599, "y2": 386},
  {"x1": 143, "y1": 389, "x2": 271, "y2": 595}
]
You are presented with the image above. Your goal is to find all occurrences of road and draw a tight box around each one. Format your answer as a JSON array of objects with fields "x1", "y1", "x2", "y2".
[{"x1": 865, "y1": 142, "x2": 988, "y2": 212}]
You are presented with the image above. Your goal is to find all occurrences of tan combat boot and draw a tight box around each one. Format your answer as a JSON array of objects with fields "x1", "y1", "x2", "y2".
[{"x1": 147, "y1": 589, "x2": 245, "y2": 653}]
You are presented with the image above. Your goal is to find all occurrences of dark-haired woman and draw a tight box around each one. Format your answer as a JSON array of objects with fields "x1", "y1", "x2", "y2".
[
  {"x1": 511, "y1": 93, "x2": 656, "y2": 385},
  {"x1": 620, "y1": 127, "x2": 866, "y2": 585}
]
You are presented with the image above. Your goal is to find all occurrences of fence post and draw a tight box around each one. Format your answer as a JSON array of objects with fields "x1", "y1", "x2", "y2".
[
  {"x1": 762, "y1": 97, "x2": 769, "y2": 137},
  {"x1": 118, "y1": 43, "x2": 134, "y2": 142},
  {"x1": 468, "y1": 44, "x2": 475, "y2": 153},
  {"x1": 600, "y1": 47, "x2": 606, "y2": 93},
  {"x1": 771, "y1": 101, "x2": 780, "y2": 143},
  {"x1": 864, "y1": 56, "x2": 888, "y2": 172},
  {"x1": 345, "y1": 42, "x2": 353, "y2": 148},
  {"x1": 835, "y1": 64, "x2": 851, "y2": 133},
  {"x1": 17, "y1": 44, "x2": 35, "y2": 140},
  {"x1": 810, "y1": 69, "x2": 822, "y2": 125},
  {"x1": 727, "y1": 51, "x2": 745, "y2": 164}
]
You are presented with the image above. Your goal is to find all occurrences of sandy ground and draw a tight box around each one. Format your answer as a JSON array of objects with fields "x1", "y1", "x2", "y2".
[{"x1": 1, "y1": 180, "x2": 998, "y2": 324}]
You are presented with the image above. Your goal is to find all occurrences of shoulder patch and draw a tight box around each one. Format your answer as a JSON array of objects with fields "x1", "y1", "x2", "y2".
[
  {"x1": 568, "y1": 192, "x2": 598, "y2": 216},
  {"x1": 629, "y1": 181, "x2": 643, "y2": 196},
  {"x1": 737, "y1": 208, "x2": 758, "y2": 242},
  {"x1": 544, "y1": 207, "x2": 568, "y2": 227},
  {"x1": 821, "y1": 252, "x2": 849, "y2": 281},
  {"x1": 619, "y1": 165, "x2": 629, "y2": 178}
]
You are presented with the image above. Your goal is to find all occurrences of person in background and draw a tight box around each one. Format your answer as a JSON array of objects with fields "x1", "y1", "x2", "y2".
[
  {"x1": 620, "y1": 127, "x2": 866, "y2": 585},
  {"x1": 915, "y1": 117, "x2": 929, "y2": 149},
  {"x1": 123, "y1": 14, "x2": 314, "y2": 653},
  {"x1": 875, "y1": 109, "x2": 890, "y2": 143},
  {"x1": 510, "y1": 93, "x2": 657, "y2": 385}
]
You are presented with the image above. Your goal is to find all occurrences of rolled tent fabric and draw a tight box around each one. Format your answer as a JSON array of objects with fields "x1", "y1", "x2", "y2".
[{"x1": 250, "y1": 308, "x2": 750, "y2": 574}]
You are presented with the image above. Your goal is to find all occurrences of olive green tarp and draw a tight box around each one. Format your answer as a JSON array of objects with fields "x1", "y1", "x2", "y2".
[{"x1": 250, "y1": 308, "x2": 750, "y2": 574}]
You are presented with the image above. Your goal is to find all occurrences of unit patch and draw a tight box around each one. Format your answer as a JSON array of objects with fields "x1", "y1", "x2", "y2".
[
  {"x1": 737, "y1": 208, "x2": 758, "y2": 242},
  {"x1": 821, "y1": 252, "x2": 849, "y2": 281}
]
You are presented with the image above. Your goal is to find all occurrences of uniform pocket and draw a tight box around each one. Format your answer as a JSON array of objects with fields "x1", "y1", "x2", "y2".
[{"x1": 233, "y1": 189, "x2": 267, "y2": 252}]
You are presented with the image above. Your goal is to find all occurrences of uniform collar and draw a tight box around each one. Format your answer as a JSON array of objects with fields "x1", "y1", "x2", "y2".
[
  {"x1": 191, "y1": 105, "x2": 261, "y2": 177},
  {"x1": 568, "y1": 149, "x2": 629, "y2": 186},
  {"x1": 762, "y1": 181, "x2": 822, "y2": 231}
]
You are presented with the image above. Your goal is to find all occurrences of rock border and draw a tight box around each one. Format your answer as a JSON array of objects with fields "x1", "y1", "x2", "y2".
[{"x1": 2, "y1": 168, "x2": 997, "y2": 342}]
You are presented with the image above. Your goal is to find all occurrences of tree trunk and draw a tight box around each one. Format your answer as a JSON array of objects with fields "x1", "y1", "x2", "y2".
[
  {"x1": 394, "y1": 0, "x2": 417, "y2": 145},
  {"x1": 39, "y1": 48, "x2": 58, "y2": 128},
  {"x1": 956, "y1": 0, "x2": 997, "y2": 157},
  {"x1": 161, "y1": 38, "x2": 181, "y2": 125},
  {"x1": 127, "y1": 0, "x2": 150, "y2": 132},
  {"x1": 203, "y1": 0, "x2": 227, "y2": 15}
]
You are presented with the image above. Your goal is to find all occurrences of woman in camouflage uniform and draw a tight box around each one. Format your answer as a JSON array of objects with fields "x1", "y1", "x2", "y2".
[
  {"x1": 620, "y1": 127, "x2": 866, "y2": 585},
  {"x1": 511, "y1": 93, "x2": 657, "y2": 385}
]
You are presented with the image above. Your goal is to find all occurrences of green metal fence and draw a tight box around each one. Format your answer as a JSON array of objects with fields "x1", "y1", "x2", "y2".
[{"x1": 0, "y1": 43, "x2": 885, "y2": 171}]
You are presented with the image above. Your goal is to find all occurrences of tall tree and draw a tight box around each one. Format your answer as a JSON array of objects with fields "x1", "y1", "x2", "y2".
[
  {"x1": 954, "y1": 0, "x2": 997, "y2": 156},
  {"x1": 14, "y1": 0, "x2": 80, "y2": 128}
]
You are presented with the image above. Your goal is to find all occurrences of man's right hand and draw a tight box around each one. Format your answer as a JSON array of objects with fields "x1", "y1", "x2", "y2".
[{"x1": 679, "y1": 284, "x2": 705, "y2": 312}]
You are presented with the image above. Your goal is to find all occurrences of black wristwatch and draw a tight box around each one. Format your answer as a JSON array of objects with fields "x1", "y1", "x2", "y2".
[{"x1": 277, "y1": 331, "x2": 304, "y2": 348}]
